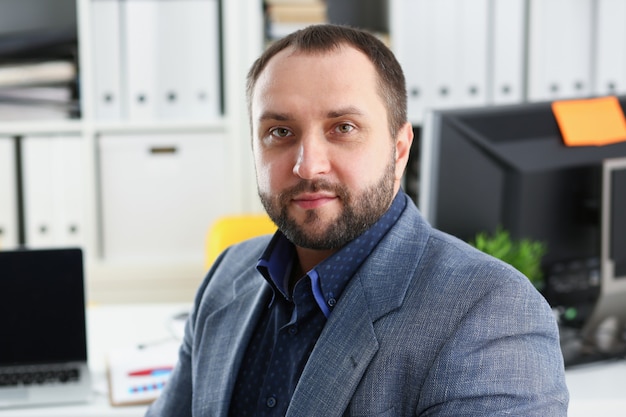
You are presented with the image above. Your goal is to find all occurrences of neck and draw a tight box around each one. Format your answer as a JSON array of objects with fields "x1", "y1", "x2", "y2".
[{"x1": 295, "y1": 246, "x2": 337, "y2": 275}]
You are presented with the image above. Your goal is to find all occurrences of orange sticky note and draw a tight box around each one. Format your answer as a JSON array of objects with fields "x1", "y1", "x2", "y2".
[{"x1": 552, "y1": 96, "x2": 626, "y2": 147}]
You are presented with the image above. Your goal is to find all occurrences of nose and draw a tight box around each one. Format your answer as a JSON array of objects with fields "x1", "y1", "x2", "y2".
[{"x1": 292, "y1": 135, "x2": 331, "y2": 179}]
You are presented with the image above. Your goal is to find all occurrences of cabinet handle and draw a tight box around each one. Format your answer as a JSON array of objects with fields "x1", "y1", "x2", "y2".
[{"x1": 149, "y1": 146, "x2": 177, "y2": 155}]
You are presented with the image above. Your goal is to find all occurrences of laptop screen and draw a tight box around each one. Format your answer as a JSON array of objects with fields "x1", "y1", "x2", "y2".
[{"x1": 0, "y1": 248, "x2": 87, "y2": 366}]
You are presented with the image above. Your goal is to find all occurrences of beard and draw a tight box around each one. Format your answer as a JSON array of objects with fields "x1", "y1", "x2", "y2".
[{"x1": 258, "y1": 159, "x2": 396, "y2": 250}]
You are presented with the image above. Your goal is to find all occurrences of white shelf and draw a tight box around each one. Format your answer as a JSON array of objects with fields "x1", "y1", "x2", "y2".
[
  {"x1": 0, "y1": 120, "x2": 84, "y2": 135},
  {"x1": 0, "y1": 0, "x2": 265, "y2": 304},
  {"x1": 90, "y1": 119, "x2": 228, "y2": 135}
]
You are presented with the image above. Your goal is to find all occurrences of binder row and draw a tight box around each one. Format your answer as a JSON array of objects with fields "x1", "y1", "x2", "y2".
[
  {"x1": 0, "y1": 135, "x2": 84, "y2": 250},
  {"x1": 91, "y1": 0, "x2": 222, "y2": 121},
  {"x1": 392, "y1": 0, "x2": 626, "y2": 124}
]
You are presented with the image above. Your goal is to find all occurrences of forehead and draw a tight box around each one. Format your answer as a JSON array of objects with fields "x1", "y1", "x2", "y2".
[{"x1": 251, "y1": 45, "x2": 382, "y2": 114}]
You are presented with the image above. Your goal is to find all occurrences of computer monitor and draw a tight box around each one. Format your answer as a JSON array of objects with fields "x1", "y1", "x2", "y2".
[
  {"x1": 579, "y1": 157, "x2": 626, "y2": 352},
  {"x1": 419, "y1": 97, "x2": 626, "y2": 329}
]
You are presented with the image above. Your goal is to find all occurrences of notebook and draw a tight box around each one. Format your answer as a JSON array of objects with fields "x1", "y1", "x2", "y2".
[{"x1": 0, "y1": 247, "x2": 92, "y2": 409}]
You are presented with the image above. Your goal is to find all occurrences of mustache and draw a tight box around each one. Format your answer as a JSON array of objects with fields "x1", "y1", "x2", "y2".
[{"x1": 279, "y1": 179, "x2": 347, "y2": 201}]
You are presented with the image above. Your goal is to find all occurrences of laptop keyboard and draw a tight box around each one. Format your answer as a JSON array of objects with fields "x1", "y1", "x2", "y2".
[{"x1": 0, "y1": 368, "x2": 80, "y2": 387}]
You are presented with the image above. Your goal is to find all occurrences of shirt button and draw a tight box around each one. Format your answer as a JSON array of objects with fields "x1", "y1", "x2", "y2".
[
  {"x1": 266, "y1": 396, "x2": 277, "y2": 408},
  {"x1": 327, "y1": 297, "x2": 337, "y2": 307},
  {"x1": 288, "y1": 326, "x2": 298, "y2": 335}
]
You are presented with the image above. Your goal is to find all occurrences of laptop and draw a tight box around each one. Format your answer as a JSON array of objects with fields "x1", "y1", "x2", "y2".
[{"x1": 0, "y1": 247, "x2": 92, "y2": 409}]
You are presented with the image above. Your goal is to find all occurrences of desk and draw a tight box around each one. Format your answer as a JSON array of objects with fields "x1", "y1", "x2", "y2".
[
  {"x1": 565, "y1": 360, "x2": 626, "y2": 416},
  {"x1": 1, "y1": 303, "x2": 625, "y2": 416},
  {"x1": 0, "y1": 303, "x2": 190, "y2": 417}
]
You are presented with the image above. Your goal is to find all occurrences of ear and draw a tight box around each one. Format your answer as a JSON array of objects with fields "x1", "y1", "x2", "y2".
[{"x1": 394, "y1": 121, "x2": 414, "y2": 181}]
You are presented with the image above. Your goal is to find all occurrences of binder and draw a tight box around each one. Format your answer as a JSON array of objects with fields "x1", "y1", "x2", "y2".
[
  {"x1": 455, "y1": 0, "x2": 489, "y2": 108},
  {"x1": 155, "y1": 0, "x2": 220, "y2": 120},
  {"x1": 21, "y1": 135, "x2": 84, "y2": 248},
  {"x1": 527, "y1": 0, "x2": 594, "y2": 101},
  {"x1": 122, "y1": 0, "x2": 220, "y2": 121},
  {"x1": 489, "y1": 0, "x2": 525, "y2": 104},
  {"x1": 392, "y1": 0, "x2": 459, "y2": 123},
  {"x1": 390, "y1": 0, "x2": 432, "y2": 124},
  {"x1": 56, "y1": 135, "x2": 85, "y2": 247},
  {"x1": 424, "y1": 0, "x2": 460, "y2": 111},
  {"x1": 91, "y1": 0, "x2": 124, "y2": 120},
  {"x1": 391, "y1": 0, "x2": 489, "y2": 124},
  {"x1": 122, "y1": 0, "x2": 159, "y2": 120},
  {"x1": 0, "y1": 137, "x2": 18, "y2": 249},
  {"x1": 98, "y1": 132, "x2": 229, "y2": 263},
  {"x1": 593, "y1": 0, "x2": 626, "y2": 96}
]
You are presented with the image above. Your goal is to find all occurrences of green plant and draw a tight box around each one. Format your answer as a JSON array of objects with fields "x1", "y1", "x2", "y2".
[{"x1": 469, "y1": 227, "x2": 548, "y2": 290}]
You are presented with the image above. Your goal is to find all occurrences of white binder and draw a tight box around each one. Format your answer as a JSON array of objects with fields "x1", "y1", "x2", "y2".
[
  {"x1": 21, "y1": 136, "x2": 84, "y2": 248},
  {"x1": 527, "y1": 0, "x2": 594, "y2": 101},
  {"x1": 91, "y1": 0, "x2": 124, "y2": 120},
  {"x1": 390, "y1": 0, "x2": 432, "y2": 124},
  {"x1": 489, "y1": 0, "x2": 526, "y2": 104},
  {"x1": 428, "y1": 0, "x2": 462, "y2": 111},
  {"x1": 98, "y1": 132, "x2": 229, "y2": 263},
  {"x1": 391, "y1": 0, "x2": 489, "y2": 124},
  {"x1": 123, "y1": 0, "x2": 220, "y2": 121},
  {"x1": 123, "y1": 0, "x2": 159, "y2": 120},
  {"x1": 156, "y1": 0, "x2": 220, "y2": 120},
  {"x1": 0, "y1": 137, "x2": 18, "y2": 250},
  {"x1": 593, "y1": 0, "x2": 626, "y2": 96},
  {"x1": 457, "y1": 0, "x2": 490, "y2": 108}
]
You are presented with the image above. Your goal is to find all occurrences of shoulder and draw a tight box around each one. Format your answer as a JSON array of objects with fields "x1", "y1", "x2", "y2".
[
  {"x1": 213, "y1": 235, "x2": 273, "y2": 272},
  {"x1": 192, "y1": 235, "x2": 272, "y2": 305},
  {"x1": 381, "y1": 195, "x2": 545, "y2": 315}
]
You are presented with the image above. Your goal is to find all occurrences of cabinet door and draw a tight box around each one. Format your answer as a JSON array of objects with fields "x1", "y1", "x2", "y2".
[
  {"x1": 21, "y1": 135, "x2": 85, "y2": 248},
  {"x1": 98, "y1": 132, "x2": 229, "y2": 263},
  {"x1": 0, "y1": 137, "x2": 18, "y2": 249}
]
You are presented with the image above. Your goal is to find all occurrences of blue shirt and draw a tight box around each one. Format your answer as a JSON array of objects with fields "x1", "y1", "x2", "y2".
[{"x1": 228, "y1": 191, "x2": 407, "y2": 417}]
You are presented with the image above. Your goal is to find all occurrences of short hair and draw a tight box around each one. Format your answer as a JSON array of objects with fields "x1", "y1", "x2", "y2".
[{"x1": 246, "y1": 24, "x2": 408, "y2": 138}]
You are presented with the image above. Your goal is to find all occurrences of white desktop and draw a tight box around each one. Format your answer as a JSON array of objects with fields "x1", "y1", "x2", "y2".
[
  {"x1": 0, "y1": 303, "x2": 189, "y2": 417},
  {"x1": 0, "y1": 303, "x2": 624, "y2": 417}
]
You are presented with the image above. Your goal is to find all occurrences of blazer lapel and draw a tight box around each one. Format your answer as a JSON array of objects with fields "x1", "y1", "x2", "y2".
[
  {"x1": 198, "y1": 275, "x2": 271, "y2": 417},
  {"x1": 286, "y1": 279, "x2": 379, "y2": 417}
]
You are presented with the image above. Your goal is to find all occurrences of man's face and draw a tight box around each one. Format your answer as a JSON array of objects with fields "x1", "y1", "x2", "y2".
[{"x1": 251, "y1": 45, "x2": 410, "y2": 250}]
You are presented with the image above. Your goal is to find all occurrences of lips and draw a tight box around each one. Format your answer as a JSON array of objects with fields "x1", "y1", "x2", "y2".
[{"x1": 292, "y1": 193, "x2": 337, "y2": 210}]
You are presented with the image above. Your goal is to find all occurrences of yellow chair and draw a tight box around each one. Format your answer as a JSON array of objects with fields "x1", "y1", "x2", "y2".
[{"x1": 205, "y1": 214, "x2": 276, "y2": 269}]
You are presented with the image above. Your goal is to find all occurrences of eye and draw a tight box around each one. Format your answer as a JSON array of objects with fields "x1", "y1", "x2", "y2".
[
  {"x1": 269, "y1": 127, "x2": 293, "y2": 138},
  {"x1": 335, "y1": 123, "x2": 355, "y2": 134}
]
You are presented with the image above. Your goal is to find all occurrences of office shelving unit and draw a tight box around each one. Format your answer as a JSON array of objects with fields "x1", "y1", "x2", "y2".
[{"x1": 0, "y1": 0, "x2": 265, "y2": 303}]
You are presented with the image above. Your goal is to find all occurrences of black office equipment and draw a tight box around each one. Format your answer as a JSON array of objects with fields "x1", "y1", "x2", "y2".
[
  {"x1": 0, "y1": 247, "x2": 92, "y2": 408},
  {"x1": 419, "y1": 97, "x2": 626, "y2": 365}
]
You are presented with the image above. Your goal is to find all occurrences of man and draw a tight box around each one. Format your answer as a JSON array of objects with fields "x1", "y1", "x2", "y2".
[{"x1": 147, "y1": 24, "x2": 568, "y2": 416}]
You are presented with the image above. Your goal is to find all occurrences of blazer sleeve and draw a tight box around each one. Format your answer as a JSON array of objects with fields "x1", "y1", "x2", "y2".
[
  {"x1": 144, "y1": 294, "x2": 200, "y2": 417},
  {"x1": 417, "y1": 276, "x2": 569, "y2": 416},
  {"x1": 144, "y1": 253, "x2": 219, "y2": 417},
  {"x1": 144, "y1": 339, "x2": 193, "y2": 417}
]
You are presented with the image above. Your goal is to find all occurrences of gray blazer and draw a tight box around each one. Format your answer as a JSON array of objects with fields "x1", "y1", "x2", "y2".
[{"x1": 147, "y1": 196, "x2": 569, "y2": 416}]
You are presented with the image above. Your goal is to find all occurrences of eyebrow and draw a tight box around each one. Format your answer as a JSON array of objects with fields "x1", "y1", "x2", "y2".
[
  {"x1": 326, "y1": 106, "x2": 365, "y2": 119},
  {"x1": 259, "y1": 111, "x2": 293, "y2": 122},
  {"x1": 258, "y1": 106, "x2": 365, "y2": 122}
]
